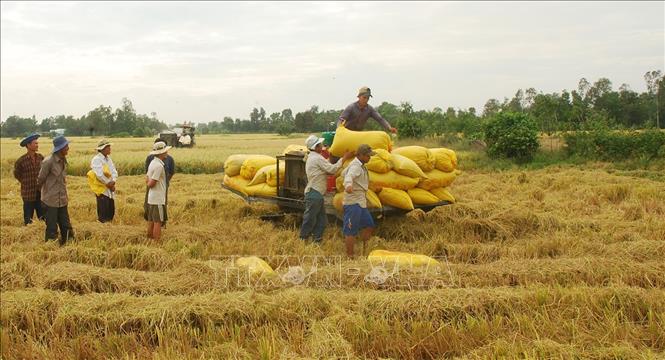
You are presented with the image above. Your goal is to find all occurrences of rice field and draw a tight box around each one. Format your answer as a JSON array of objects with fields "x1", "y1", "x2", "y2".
[{"x1": 1, "y1": 134, "x2": 664, "y2": 359}]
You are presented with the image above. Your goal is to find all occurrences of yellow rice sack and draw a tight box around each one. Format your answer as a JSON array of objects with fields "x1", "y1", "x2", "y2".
[
  {"x1": 223, "y1": 175, "x2": 250, "y2": 196},
  {"x1": 265, "y1": 161, "x2": 285, "y2": 187},
  {"x1": 369, "y1": 170, "x2": 419, "y2": 192},
  {"x1": 368, "y1": 250, "x2": 440, "y2": 267},
  {"x1": 328, "y1": 125, "x2": 393, "y2": 157},
  {"x1": 407, "y1": 188, "x2": 440, "y2": 205},
  {"x1": 336, "y1": 176, "x2": 344, "y2": 193},
  {"x1": 334, "y1": 180, "x2": 381, "y2": 209},
  {"x1": 366, "y1": 149, "x2": 393, "y2": 174},
  {"x1": 249, "y1": 162, "x2": 285, "y2": 186},
  {"x1": 392, "y1": 146, "x2": 435, "y2": 172},
  {"x1": 224, "y1": 154, "x2": 253, "y2": 177},
  {"x1": 430, "y1": 187, "x2": 456, "y2": 203},
  {"x1": 244, "y1": 183, "x2": 277, "y2": 197},
  {"x1": 239, "y1": 155, "x2": 276, "y2": 180},
  {"x1": 417, "y1": 169, "x2": 458, "y2": 190},
  {"x1": 333, "y1": 192, "x2": 344, "y2": 213},
  {"x1": 283, "y1": 144, "x2": 308, "y2": 154},
  {"x1": 335, "y1": 158, "x2": 352, "y2": 177},
  {"x1": 430, "y1": 148, "x2": 457, "y2": 172},
  {"x1": 236, "y1": 256, "x2": 275, "y2": 276},
  {"x1": 366, "y1": 189, "x2": 382, "y2": 209},
  {"x1": 378, "y1": 188, "x2": 414, "y2": 210},
  {"x1": 391, "y1": 153, "x2": 428, "y2": 179},
  {"x1": 86, "y1": 164, "x2": 111, "y2": 195}
]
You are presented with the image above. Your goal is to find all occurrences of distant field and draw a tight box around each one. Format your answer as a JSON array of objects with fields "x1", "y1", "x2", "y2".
[{"x1": 1, "y1": 133, "x2": 664, "y2": 358}]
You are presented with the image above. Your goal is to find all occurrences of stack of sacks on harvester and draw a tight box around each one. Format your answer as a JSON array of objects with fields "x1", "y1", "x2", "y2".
[
  {"x1": 330, "y1": 125, "x2": 460, "y2": 212},
  {"x1": 222, "y1": 144, "x2": 308, "y2": 196}
]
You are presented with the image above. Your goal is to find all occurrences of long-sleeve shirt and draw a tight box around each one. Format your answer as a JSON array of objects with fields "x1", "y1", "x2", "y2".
[
  {"x1": 38, "y1": 153, "x2": 68, "y2": 207},
  {"x1": 14, "y1": 152, "x2": 44, "y2": 201},
  {"x1": 304, "y1": 152, "x2": 344, "y2": 195},
  {"x1": 91, "y1": 153, "x2": 118, "y2": 199},
  {"x1": 342, "y1": 157, "x2": 369, "y2": 208},
  {"x1": 337, "y1": 101, "x2": 391, "y2": 131},
  {"x1": 145, "y1": 154, "x2": 175, "y2": 187}
]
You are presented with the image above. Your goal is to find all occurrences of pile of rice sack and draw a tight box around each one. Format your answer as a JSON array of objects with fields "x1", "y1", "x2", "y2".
[
  {"x1": 330, "y1": 125, "x2": 460, "y2": 212},
  {"x1": 223, "y1": 144, "x2": 309, "y2": 196},
  {"x1": 223, "y1": 125, "x2": 459, "y2": 211}
]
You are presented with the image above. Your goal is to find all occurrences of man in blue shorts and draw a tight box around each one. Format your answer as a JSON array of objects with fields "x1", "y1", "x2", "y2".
[{"x1": 341, "y1": 144, "x2": 379, "y2": 257}]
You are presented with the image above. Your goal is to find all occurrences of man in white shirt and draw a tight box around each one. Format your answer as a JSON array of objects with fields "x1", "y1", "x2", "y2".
[
  {"x1": 342, "y1": 144, "x2": 378, "y2": 257},
  {"x1": 145, "y1": 141, "x2": 171, "y2": 241},
  {"x1": 91, "y1": 139, "x2": 118, "y2": 223},
  {"x1": 300, "y1": 135, "x2": 352, "y2": 243}
]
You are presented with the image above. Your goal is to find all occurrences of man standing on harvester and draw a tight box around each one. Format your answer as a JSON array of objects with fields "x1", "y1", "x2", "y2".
[
  {"x1": 329, "y1": 86, "x2": 397, "y2": 163},
  {"x1": 300, "y1": 135, "x2": 353, "y2": 243},
  {"x1": 338, "y1": 87, "x2": 398, "y2": 134}
]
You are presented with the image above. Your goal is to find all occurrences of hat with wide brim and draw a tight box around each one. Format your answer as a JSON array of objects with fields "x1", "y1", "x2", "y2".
[
  {"x1": 52, "y1": 136, "x2": 70, "y2": 153},
  {"x1": 357, "y1": 86, "x2": 373, "y2": 98},
  {"x1": 150, "y1": 141, "x2": 172, "y2": 155},
  {"x1": 20, "y1": 133, "x2": 40, "y2": 147},
  {"x1": 95, "y1": 139, "x2": 113, "y2": 151},
  {"x1": 305, "y1": 135, "x2": 325, "y2": 150}
]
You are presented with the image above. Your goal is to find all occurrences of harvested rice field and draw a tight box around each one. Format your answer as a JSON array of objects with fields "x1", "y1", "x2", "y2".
[{"x1": 1, "y1": 135, "x2": 664, "y2": 359}]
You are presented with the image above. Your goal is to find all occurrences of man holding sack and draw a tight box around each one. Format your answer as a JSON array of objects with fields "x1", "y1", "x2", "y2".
[{"x1": 87, "y1": 139, "x2": 118, "y2": 223}]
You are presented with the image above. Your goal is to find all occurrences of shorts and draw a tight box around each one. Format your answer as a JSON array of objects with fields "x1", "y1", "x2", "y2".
[
  {"x1": 343, "y1": 204, "x2": 374, "y2": 236},
  {"x1": 145, "y1": 204, "x2": 164, "y2": 223}
]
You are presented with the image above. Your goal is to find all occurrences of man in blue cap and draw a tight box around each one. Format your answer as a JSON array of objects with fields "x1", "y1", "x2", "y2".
[
  {"x1": 37, "y1": 136, "x2": 74, "y2": 245},
  {"x1": 13, "y1": 133, "x2": 45, "y2": 225}
]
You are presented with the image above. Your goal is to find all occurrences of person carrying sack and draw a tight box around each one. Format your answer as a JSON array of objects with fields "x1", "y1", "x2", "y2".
[{"x1": 87, "y1": 139, "x2": 118, "y2": 222}]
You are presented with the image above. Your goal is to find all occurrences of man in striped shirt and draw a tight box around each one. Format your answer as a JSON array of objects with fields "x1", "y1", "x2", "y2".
[
  {"x1": 300, "y1": 135, "x2": 352, "y2": 243},
  {"x1": 13, "y1": 133, "x2": 45, "y2": 225}
]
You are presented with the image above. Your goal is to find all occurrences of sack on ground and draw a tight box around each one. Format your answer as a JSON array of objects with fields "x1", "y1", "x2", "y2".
[
  {"x1": 368, "y1": 250, "x2": 440, "y2": 267},
  {"x1": 366, "y1": 149, "x2": 393, "y2": 174},
  {"x1": 223, "y1": 175, "x2": 251, "y2": 196},
  {"x1": 378, "y1": 187, "x2": 414, "y2": 210},
  {"x1": 369, "y1": 170, "x2": 419, "y2": 192},
  {"x1": 430, "y1": 148, "x2": 457, "y2": 172},
  {"x1": 239, "y1": 155, "x2": 276, "y2": 180},
  {"x1": 407, "y1": 188, "x2": 440, "y2": 205},
  {"x1": 430, "y1": 187, "x2": 456, "y2": 203},
  {"x1": 417, "y1": 169, "x2": 457, "y2": 190},
  {"x1": 328, "y1": 125, "x2": 393, "y2": 157},
  {"x1": 392, "y1": 146, "x2": 435, "y2": 172},
  {"x1": 236, "y1": 256, "x2": 275, "y2": 276},
  {"x1": 391, "y1": 153, "x2": 428, "y2": 179}
]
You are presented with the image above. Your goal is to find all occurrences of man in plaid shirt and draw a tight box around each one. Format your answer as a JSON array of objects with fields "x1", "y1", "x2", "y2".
[{"x1": 13, "y1": 133, "x2": 45, "y2": 225}]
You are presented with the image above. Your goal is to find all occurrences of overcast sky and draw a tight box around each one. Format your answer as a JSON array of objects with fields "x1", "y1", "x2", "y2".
[{"x1": 1, "y1": 1, "x2": 663, "y2": 125}]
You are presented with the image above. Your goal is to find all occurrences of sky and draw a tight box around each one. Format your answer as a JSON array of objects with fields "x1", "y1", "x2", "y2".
[{"x1": 1, "y1": 1, "x2": 663, "y2": 125}]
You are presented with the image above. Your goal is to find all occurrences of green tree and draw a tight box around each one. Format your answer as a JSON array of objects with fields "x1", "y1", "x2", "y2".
[{"x1": 484, "y1": 112, "x2": 540, "y2": 162}]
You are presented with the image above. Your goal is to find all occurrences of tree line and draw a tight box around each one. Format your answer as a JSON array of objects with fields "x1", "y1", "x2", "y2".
[
  {"x1": 198, "y1": 71, "x2": 665, "y2": 138},
  {"x1": 1, "y1": 98, "x2": 168, "y2": 138},
  {"x1": 1, "y1": 71, "x2": 662, "y2": 139}
]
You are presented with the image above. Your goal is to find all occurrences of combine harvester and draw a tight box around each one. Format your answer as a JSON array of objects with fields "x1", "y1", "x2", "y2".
[{"x1": 222, "y1": 126, "x2": 459, "y2": 220}]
